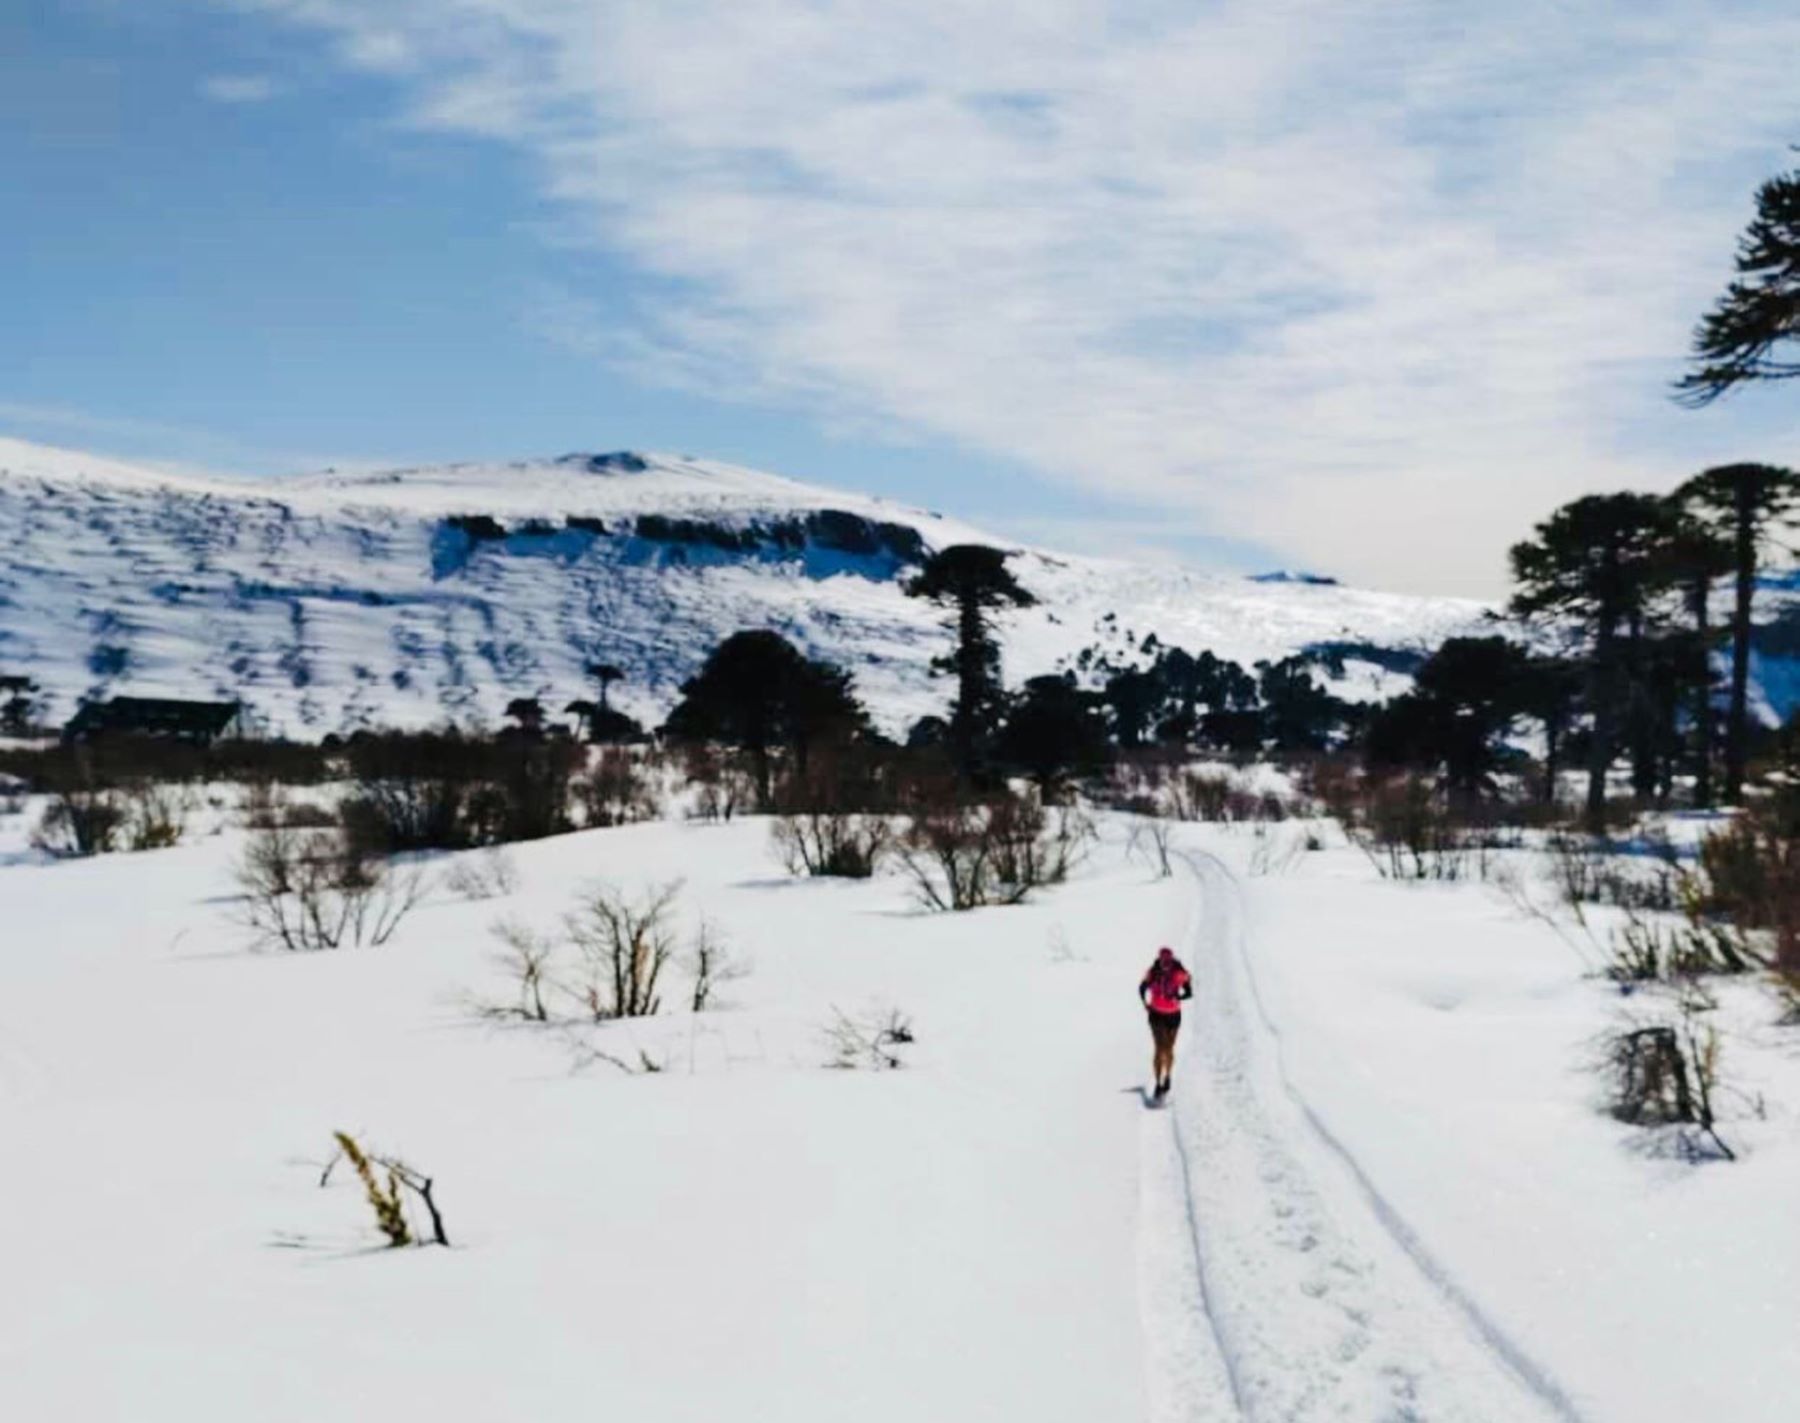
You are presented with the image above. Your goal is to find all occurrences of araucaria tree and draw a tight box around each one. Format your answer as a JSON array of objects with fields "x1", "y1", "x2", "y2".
[
  {"x1": 905, "y1": 545, "x2": 1036, "y2": 772},
  {"x1": 1676, "y1": 166, "x2": 1800, "y2": 405},
  {"x1": 662, "y1": 630, "x2": 867, "y2": 808},
  {"x1": 1510, "y1": 493, "x2": 1680, "y2": 830},
  {"x1": 1674, "y1": 464, "x2": 1798, "y2": 801},
  {"x1": 1363, "y1": 637, "x2": 1534, "y2": 794}
]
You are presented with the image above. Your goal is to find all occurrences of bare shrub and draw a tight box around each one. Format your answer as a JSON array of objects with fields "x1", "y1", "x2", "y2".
[
  {"x1": 986, "y1": 796, "x2": 1092, "y2": 894},
  {"x1": 445, "y1": 847, "x2": 521, "y2": 902},
  {"x1": 479, "y1": 884, "x2": 738, "y2": 1026},
  {"x1": 824, "y1": 1006, "x2": 915, "y2": 1069},
  {"x1": 326, "y1": 1131, "x2": 450, "y2": 1247},
  {"x1": 487, "y1": 918, "x2": 556, "y2": 1022},
  {"x1": 1343, "y1": 776, "x2": 1476, "y2": 881},
  {"x1": 1607, "y1": 882, "x2": 1760, "y2": 985},
  {"x1": 120, "y1": 780, "x2": 191, "y2": 850},
  {"x1": 234, "y1": 828, "x2": 426, "y2": 951},
  {"x1": 687, "y1": 918, "x2": 747, "y2": 1011},
  {"x1": 1126, "y1": 817, "x2": 1174, "y2": 878},
  {"x1": 574, "y1": 747, "x2": 662, "y2": 828},
  {"x1": 1167, "y1": 769, "x2": 1234, "y2": 821},
  {"x1": 1607, "y1": 988, "x2": 1734, "y2": 1161},
  {"x1": 566, "y1": 880, "x2": 681, "y2": 1019},
  {"x1": 683, "y1": 745, "x2": 755, "y2": 822},
  {"x1": 1547, "y1": 832, "x2": 1681, "y2": 914},
  {"x1": 899, "y1": 788, "x2": 1091, "y2": 911},
  {"x1": 771, "y1": 811, "x2": 894, "y2": 878},
  {"x1": 1698, "y1": 801, "x2": 1800, "y2": 974},
  {"x1": 32, "y1": 788, "x2": 124, "y2": 857},
  {"x1": 1248, "y1": 823, "x2": 1305, "y2": 877}
]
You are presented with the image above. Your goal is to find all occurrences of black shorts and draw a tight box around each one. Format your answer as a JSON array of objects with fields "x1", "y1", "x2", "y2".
[{"x1": 1147, "y1": 1009, "x2": 1181, "y2": 1050}]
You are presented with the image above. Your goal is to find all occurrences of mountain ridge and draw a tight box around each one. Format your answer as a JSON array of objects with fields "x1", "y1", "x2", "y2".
[{"x1": 0, "y1": 436, "x2": 1490, "y2": 736}]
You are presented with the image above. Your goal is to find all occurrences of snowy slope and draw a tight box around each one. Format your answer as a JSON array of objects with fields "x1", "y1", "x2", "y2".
[
  {"x1": 0, "y1": 436, "x2": 1488, "y2": 736},
  {"x1": 2, "y1": 808, "x2": 1794, "y2": 1419}
]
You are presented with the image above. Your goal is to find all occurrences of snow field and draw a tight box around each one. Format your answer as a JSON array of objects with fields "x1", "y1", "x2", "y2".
[
  {"x1": 0, "y1": 817, "x2": 1179, "y2": 1421},
  {"x1": 1199, "y1": 824, "x2": 1800, "y2": 1422},
  {"x1": 3, "y1": 805, "x2": 1797, "y2": 1420}
]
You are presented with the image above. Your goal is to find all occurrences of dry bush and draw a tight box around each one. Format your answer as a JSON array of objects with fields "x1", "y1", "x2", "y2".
[
  {"x1": 1126, "y1": 816, "x2": 1175, "y2": 878},
  {"x1": 899, "y1": 787, "x2": 1093, "y2": 911},
  {"x1": 574, "y1": 747, "x2": 662, "y2": 828},
  {"x1": 1166, "y1": 768, "x2": 1234, "y2": 821},
  {"x1": 1343, "y1": 775, "x2": 1479, "y2": 882},
  {"x1": 120, "y1": 780, "x2": 191, "y2": 850},
  {"x1": 32, "y1": 788, "x2": 124, "y2": 857},
  {"x1": 487, "y1": 918, "x2": 556, "y2": 1021},
  {"x1": 1293, "y1": 754, "x2": 1364, "y2": 824},
  {"x1": 339, "y1": 731, "x2": 580, "y2": 855},
  {"x1": 479, "y1": 884, "x2": 738, "y2": 1025},
  {"x1": 1698, "y1": 801, "x2": 1800, "y2": 974},
  {"x1": 1607, "y1": 882, "x2": 1760, "y2": 985},
  {"x1": 445, "y1": 847, "x2": 521, "y2": 902},
  {"x1": 239, "y1": 783, "x2": 336, "y2": 831},
  {"x1": 1607, "y1": 988, "x2": 1733, "y2": 1160},
  {"x1": 1547, "y1": 832, "x2": 1681, "y2": 915},
  {"x1": 683, "y1": 744, "x2": 756, "y2": 822},
  {"x1": 824, "y1": 1006, "x2": 915, "y2": 1069},
  {"x1": 234, "y1": 827, "x2": 427, "y2": 951},
  {"x1": 566, "y1": 880, "x2": 681, "y2": 1019},
  {"x1": 687, "y1": 917, "x2": 747, "y2": 1011},
  {"x1": 326, "y1": 1131, "x2": 449, "y2": 1247},
  {"x1": 771, "y1": 811, "x2": 894, "y2": 878}
]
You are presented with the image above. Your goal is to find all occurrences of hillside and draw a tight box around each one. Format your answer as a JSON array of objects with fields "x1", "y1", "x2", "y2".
[{"x1": 1, "y1": 436, "x2": 1493, "y2": 736}]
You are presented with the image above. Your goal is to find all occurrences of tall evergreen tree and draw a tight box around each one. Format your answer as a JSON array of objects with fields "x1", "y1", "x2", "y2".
[
  {"x1": 1510, "y1": 493, "x2": 1681, "y2": 830},
  {"x1": 585, "y1": 661, "x2": 625, "y2": 713},
  {"x1": 1514, "y1": 655, "x2": 1583, "y2": 805},
  {"x1": 996, "y1": 674, "x2": 1109, "y2": 798},
  {"x1": 1658, "y1": 506, "x2": 1734, "y2": 806},
  {"x1": 1674, "y1": 463, "x2": 1799, "y2": 801},
  {"x1": 1676, "y1": 166, "x2": 1800, "y2": 405},
  {"x1": 662, "y1": 631, "x2": 867, "y2": 807},
  {"x1": 905, "y1": 545, "x2": 1036, "y2": 772}
]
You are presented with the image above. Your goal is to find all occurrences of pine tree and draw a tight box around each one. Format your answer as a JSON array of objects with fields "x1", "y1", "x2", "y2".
[
  {"x1": 1657, "y1": 505, "x2": 1734, "y2": 806},
  {"x1": 1676, "y1": 166, "x2": 1800, "y2": 405},
  {"x1": 1510, "y1": 493, "x2": 1681, "y2": 830},
  {"x1": 905, "y1": 545, "x2": 1036, "y2": 773},
  {"x1": 1674, "y1": 464, "x2": 1799, "y2": 801},
  {"x1": 663, "y1": 631, "x2": 866, "y2": 807}
]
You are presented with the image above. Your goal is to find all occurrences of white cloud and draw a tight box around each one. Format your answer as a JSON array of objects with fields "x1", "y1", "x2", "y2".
[
  {"x1": 199, "y1": 72, "x2": 282, "y2": 103},
  {"x1": 221, "y1": 1, "x2": 1800, "y2": 593}
]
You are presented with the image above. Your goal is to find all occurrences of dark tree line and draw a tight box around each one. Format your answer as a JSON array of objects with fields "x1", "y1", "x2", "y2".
[{"x1": 1360, "y1": 466, "x2": 1797, "y2": 830}]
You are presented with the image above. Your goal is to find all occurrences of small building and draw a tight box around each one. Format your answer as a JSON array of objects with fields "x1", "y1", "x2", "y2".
[{"x1": 63, "y1": 697, "x2": 244, "y2": 746}]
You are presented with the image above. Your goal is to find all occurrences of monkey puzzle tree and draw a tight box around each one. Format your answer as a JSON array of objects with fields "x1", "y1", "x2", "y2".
[
  {"x1": 662, "y1": 631, "x2": 866, "y2": 808},
  {"x1": 1656, "y1": 504, "x2": 1734, "y2": 806},
  {"x1": 1674, "y1": 463, "x2": 1799, "y2": 801},
  {"x1": 1676, "y1": 166, "x2": 1800, "y2": 406},
  {"x1": 1511, "y1": 493, "x2": 1681, "y2": 830},
  {"x1": 1364, "y1": 637, "x2": 1535, "y2": 795},
  {"x1": 905, "y1": 544, "x2": 1036, "y2": 773},
  {"x1": 584, "y1": 661, "x2": 625, "y2": 713}
]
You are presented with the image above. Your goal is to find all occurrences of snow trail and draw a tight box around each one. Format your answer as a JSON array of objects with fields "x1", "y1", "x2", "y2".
[{"x1": 1140, "y1": 847, "x2": 1583, "y2": 1422}]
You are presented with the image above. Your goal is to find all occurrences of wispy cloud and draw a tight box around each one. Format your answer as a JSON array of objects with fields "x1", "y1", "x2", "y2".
[
  {"x1": 220, "y1": 1, "x2": 1800, "y2": 592},
  {"x1": 199, "y1": 72, "x2": 282, "y2": 104}
]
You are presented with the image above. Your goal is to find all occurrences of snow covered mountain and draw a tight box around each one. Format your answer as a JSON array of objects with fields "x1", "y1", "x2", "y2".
[{"x1": 0, "y1": 436, "x2": 1490, "y2": 736}]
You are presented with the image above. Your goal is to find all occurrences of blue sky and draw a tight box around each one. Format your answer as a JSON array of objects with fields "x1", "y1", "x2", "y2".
[{"x1": 6, "y1": 2, "x2": 1800, "y2": 594}]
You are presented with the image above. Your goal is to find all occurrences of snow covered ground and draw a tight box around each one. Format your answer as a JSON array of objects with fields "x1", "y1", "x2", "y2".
[
  {"x1": 0, "y1": 435, "x2": 1488, "y2": 736},
  {"x1": 2, "y1": 801, "x2": 1795, "y2": 1420}
]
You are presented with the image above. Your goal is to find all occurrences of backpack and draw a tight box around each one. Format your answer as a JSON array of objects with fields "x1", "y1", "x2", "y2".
[{"x1": 1147, "y1": 956, "x2": 1186, "y2": 1000}]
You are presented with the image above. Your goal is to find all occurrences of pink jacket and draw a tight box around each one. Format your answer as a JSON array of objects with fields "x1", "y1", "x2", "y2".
[{"x1": 1141, "y1": 957, "x2": 1192, "y2": 1014}]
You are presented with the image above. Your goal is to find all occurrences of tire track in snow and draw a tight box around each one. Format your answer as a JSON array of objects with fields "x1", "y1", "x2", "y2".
[
  {"x1": 1138, "y1": 868, "x2": 1245, "y2": 1422},
  {"x1": 1140, "y1": 848, "x2": 1583, "y2": 1423}
]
